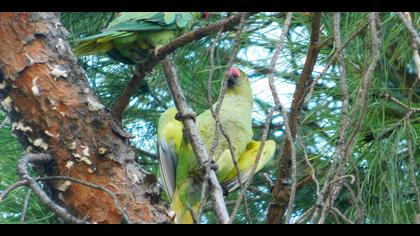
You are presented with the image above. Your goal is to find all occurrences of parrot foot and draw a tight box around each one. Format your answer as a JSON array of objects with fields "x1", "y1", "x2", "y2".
[
  {"x1": 222, "y1": 186, "x2": 230, "y2": 196},
  {"x1": 175, "y1": 111, "x2": 197, "y2": 122},
  {"x1": 203, "y1": 160, "x2": 218, "y2": 172}
]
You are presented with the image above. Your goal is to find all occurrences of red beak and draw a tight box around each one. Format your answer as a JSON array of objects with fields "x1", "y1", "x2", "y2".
[{"x1": 230, "y1": 67, "x2": 240, "y2": 78}]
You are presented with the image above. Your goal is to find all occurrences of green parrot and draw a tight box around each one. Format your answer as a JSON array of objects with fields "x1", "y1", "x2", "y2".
[
  {"x1": 157, "y1": 67, "x2": 276, "y2": 223},
  {"x1": 73, "y1": 12, "x2": 208, "y2": 64}
]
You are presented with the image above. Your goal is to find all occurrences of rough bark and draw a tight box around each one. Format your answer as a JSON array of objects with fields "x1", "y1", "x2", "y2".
[{"x1": 0, "y1": 12, "x2": 170, "y2": 224}]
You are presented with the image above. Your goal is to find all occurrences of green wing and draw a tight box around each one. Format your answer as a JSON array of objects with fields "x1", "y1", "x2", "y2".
[
  {"x1": 221, "y1": 140, "x2": 276, "y2": 193},
  {"x1": 157, "y1": 107, "x2": 183, "y2": 200}
]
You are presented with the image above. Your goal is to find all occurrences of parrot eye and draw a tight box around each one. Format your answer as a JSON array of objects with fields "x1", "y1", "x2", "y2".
[{"x1": 201, "y1": 12, "x2": 209, "y2": 20}]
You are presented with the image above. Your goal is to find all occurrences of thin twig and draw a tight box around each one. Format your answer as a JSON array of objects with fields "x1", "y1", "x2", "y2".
[
  {"x1": 298, "y1": 133, "x2": 322, "y2": 212},
  {"x1": 37, "y1": 176, "x2": 131, "y2": 224},
  {"x1": 381, "y1": 92, "x2": 420, "y2": 113},
  {"x1": 196, "y1": 27, "x2": 224, "y2": 222},
  {"x1": 342, "y1": 182, "x2": 364, "y2": 223},
  {"x1": 15, "y1": 153, "x2": 133, "y2": 224},
  {"x1": 134, "y1": 147, "x2": 158, "y2": 159},
  {"x1": 209, "y1": 14, "x2": 252, "y2": 223},
  {"x1": 405, "y1": 118, "x2": 420, "y2": 211},
  {"x1": 266, "y1": 12, "x2": 323, "y2": 224},
  {"x1": 331, "y1": 207, "x2": 354, "y2": 224},
  {"x1": 397, "y1": 12, "x2": 420, "y2": 50},
  {"x1": 316, "y1": 12, "x2": 382, "y2": 224},
  {"x1": 0, "y1": 180, "x2": 28, "y2": 201},
  {"x1": 17, "y1": 153, "x2": 87, "y2": 224},
  {"x1": 228, "y1": 107, "x2": 275, "y2": 223},
  {"x1": 294, "y1": 206, "x2": 315, "y2": 224},
  {"x1": 230, "y1": 12, "x2": 295, "y2": 224},
  {"x1": 397, "y1": 12, "x2": 420, "y2": 215},
  {"x1": 314, "y1": 12, "x2": 353, "y2": 223},
  {"x1": 20, "y1": 189, "x2": 31, "y2": 223},
  {"x1": 305, "y1": 20, "x2": 369, "y2": 102}
]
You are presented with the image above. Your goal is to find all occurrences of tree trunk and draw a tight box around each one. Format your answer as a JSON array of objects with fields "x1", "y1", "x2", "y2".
[{"x1": 0, "y1": 12, "x2": 170, "y2": 224}]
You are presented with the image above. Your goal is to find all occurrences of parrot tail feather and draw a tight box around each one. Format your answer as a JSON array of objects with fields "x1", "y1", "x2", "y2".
[{"x1": 171, "y1": 189, "x2": 196, "y2": 224}]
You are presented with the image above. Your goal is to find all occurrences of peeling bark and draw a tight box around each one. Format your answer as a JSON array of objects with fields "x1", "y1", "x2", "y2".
[{"x1": 0, "y1": 12, "x2": 170, "y2": 224}]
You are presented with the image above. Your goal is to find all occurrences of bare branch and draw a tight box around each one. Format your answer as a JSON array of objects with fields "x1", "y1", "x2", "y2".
[
  {"x1": 345, "y1": 12, "x2": 382, "y2": 152},
  {"x1": 406, "y1": 118, "x2": 420, "y2": 211},
  {"x1": 305, "y1": 20, "x2": 369, "y2": 102},
  {"x1": 315, "y1": 12, "x2": 382, "y2": 224},
  {"x1": 262, "y1": 173, "x2": 275, "y2": 189},
  {"x1": 134, "y1": 147, "x2": 158, "y2": 160},
  {"x1": 161, "y1": 57, "x2": 229, "y2": 224},
  {"x1": 20, "y1": 189, "x2": 32, "y2": 223},
  {"x1": 397, "y1": 11, "x2": 420, "y2": 217},
  {"x1": 37, "y1": 175, "x2": 131, "y2": 224},
  {"x1": 294, "y1": 206, "x2": 315, "y2": 224},
  {"x1": 381, "y1": 92, "x2": 420, "y2": 113},
  {"x1": 14, "y1": 153, "x2": 133, "y2": 224},
  {"x1": 267, "y1": 12, "x2": 322, "y2": 224},
  {"x1": 229, "y1": 12, "x2": 294, "y2": 224},
  {"x1": 397, "y1": 12, "x2": 420, "y2": 50},
  {"x1": 228, "y1": 107, "x2": 275, "y2": 223},
  {"x1": 196, "y1": 27, "x2": 225, "y2": 222},
  {"x1": 0, "y1": 180, "x2": 27, "y2": 201},
  {"x1": 312, "y1": 12, "x2": 352, "y2": 223},
  {"x1": 17, "y1": 153, "x2": 88, "y2": 224},
  {"x1": 342, "y1": 182, "x2": 365, "y2": 223},
  {"x1": 331, "y1": 207, "x2": 354, "y2": 224}
]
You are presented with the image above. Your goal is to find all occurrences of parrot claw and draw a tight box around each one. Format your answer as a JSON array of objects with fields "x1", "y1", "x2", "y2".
[
  {"x1": 210, "y1": 162, "x2": 218, "y2": 171},
  {"x1": 175, "y1": 111, "x2": 197, "y2": 122},
  {"x1": 203, "y1": 160, "x2": 218, "y2": 171},
  {"x1": 222, "y1": 186, "x2": 230, "y2": 196}
]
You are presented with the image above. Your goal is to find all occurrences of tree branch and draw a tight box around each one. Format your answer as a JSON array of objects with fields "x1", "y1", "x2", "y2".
[
  {"x1": 161, "y1": 57, "x2": 229, "y2": 224},
  {"x1": 266, "y1": 12, "x2": 323, "y2": 224},
  {"x1": 20, "y1": 189, "x2": 32, "y2": 223},
  {"x1": 197, "y1": 27, "x2": 224, "y2": 222},
  {"x1": 315, "y1": 12, "x2": 382, "y2": 224},
  {"x1": 17, "y1": 153, "x2": 88, "y2": 224}
]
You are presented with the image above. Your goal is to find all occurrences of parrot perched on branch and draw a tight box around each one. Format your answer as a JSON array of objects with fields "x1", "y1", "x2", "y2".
[
  {"x1": 73, "y1": 12, "x2": 208, "y2": 64},
  {"x1": 158, "y1": 67, "x2": 276, "y2": 223}
]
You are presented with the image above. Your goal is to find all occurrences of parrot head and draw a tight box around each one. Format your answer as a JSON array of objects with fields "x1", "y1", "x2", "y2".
[
  {"x1": 227, "y1": 66, "x2": 248, "y2": 87},
  {"x1": 226, "y1": 66, "x2": 253, "y2": 104}
]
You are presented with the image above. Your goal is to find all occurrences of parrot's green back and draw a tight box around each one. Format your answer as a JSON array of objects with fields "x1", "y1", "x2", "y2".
[{"x1": 73, "y1": 12, "x2": 201, "y2": 64}]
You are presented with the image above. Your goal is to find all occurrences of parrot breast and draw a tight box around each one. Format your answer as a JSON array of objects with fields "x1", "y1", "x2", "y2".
[{"x1": 197, "y1": 94, "x2": 253, "y2": 160}]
